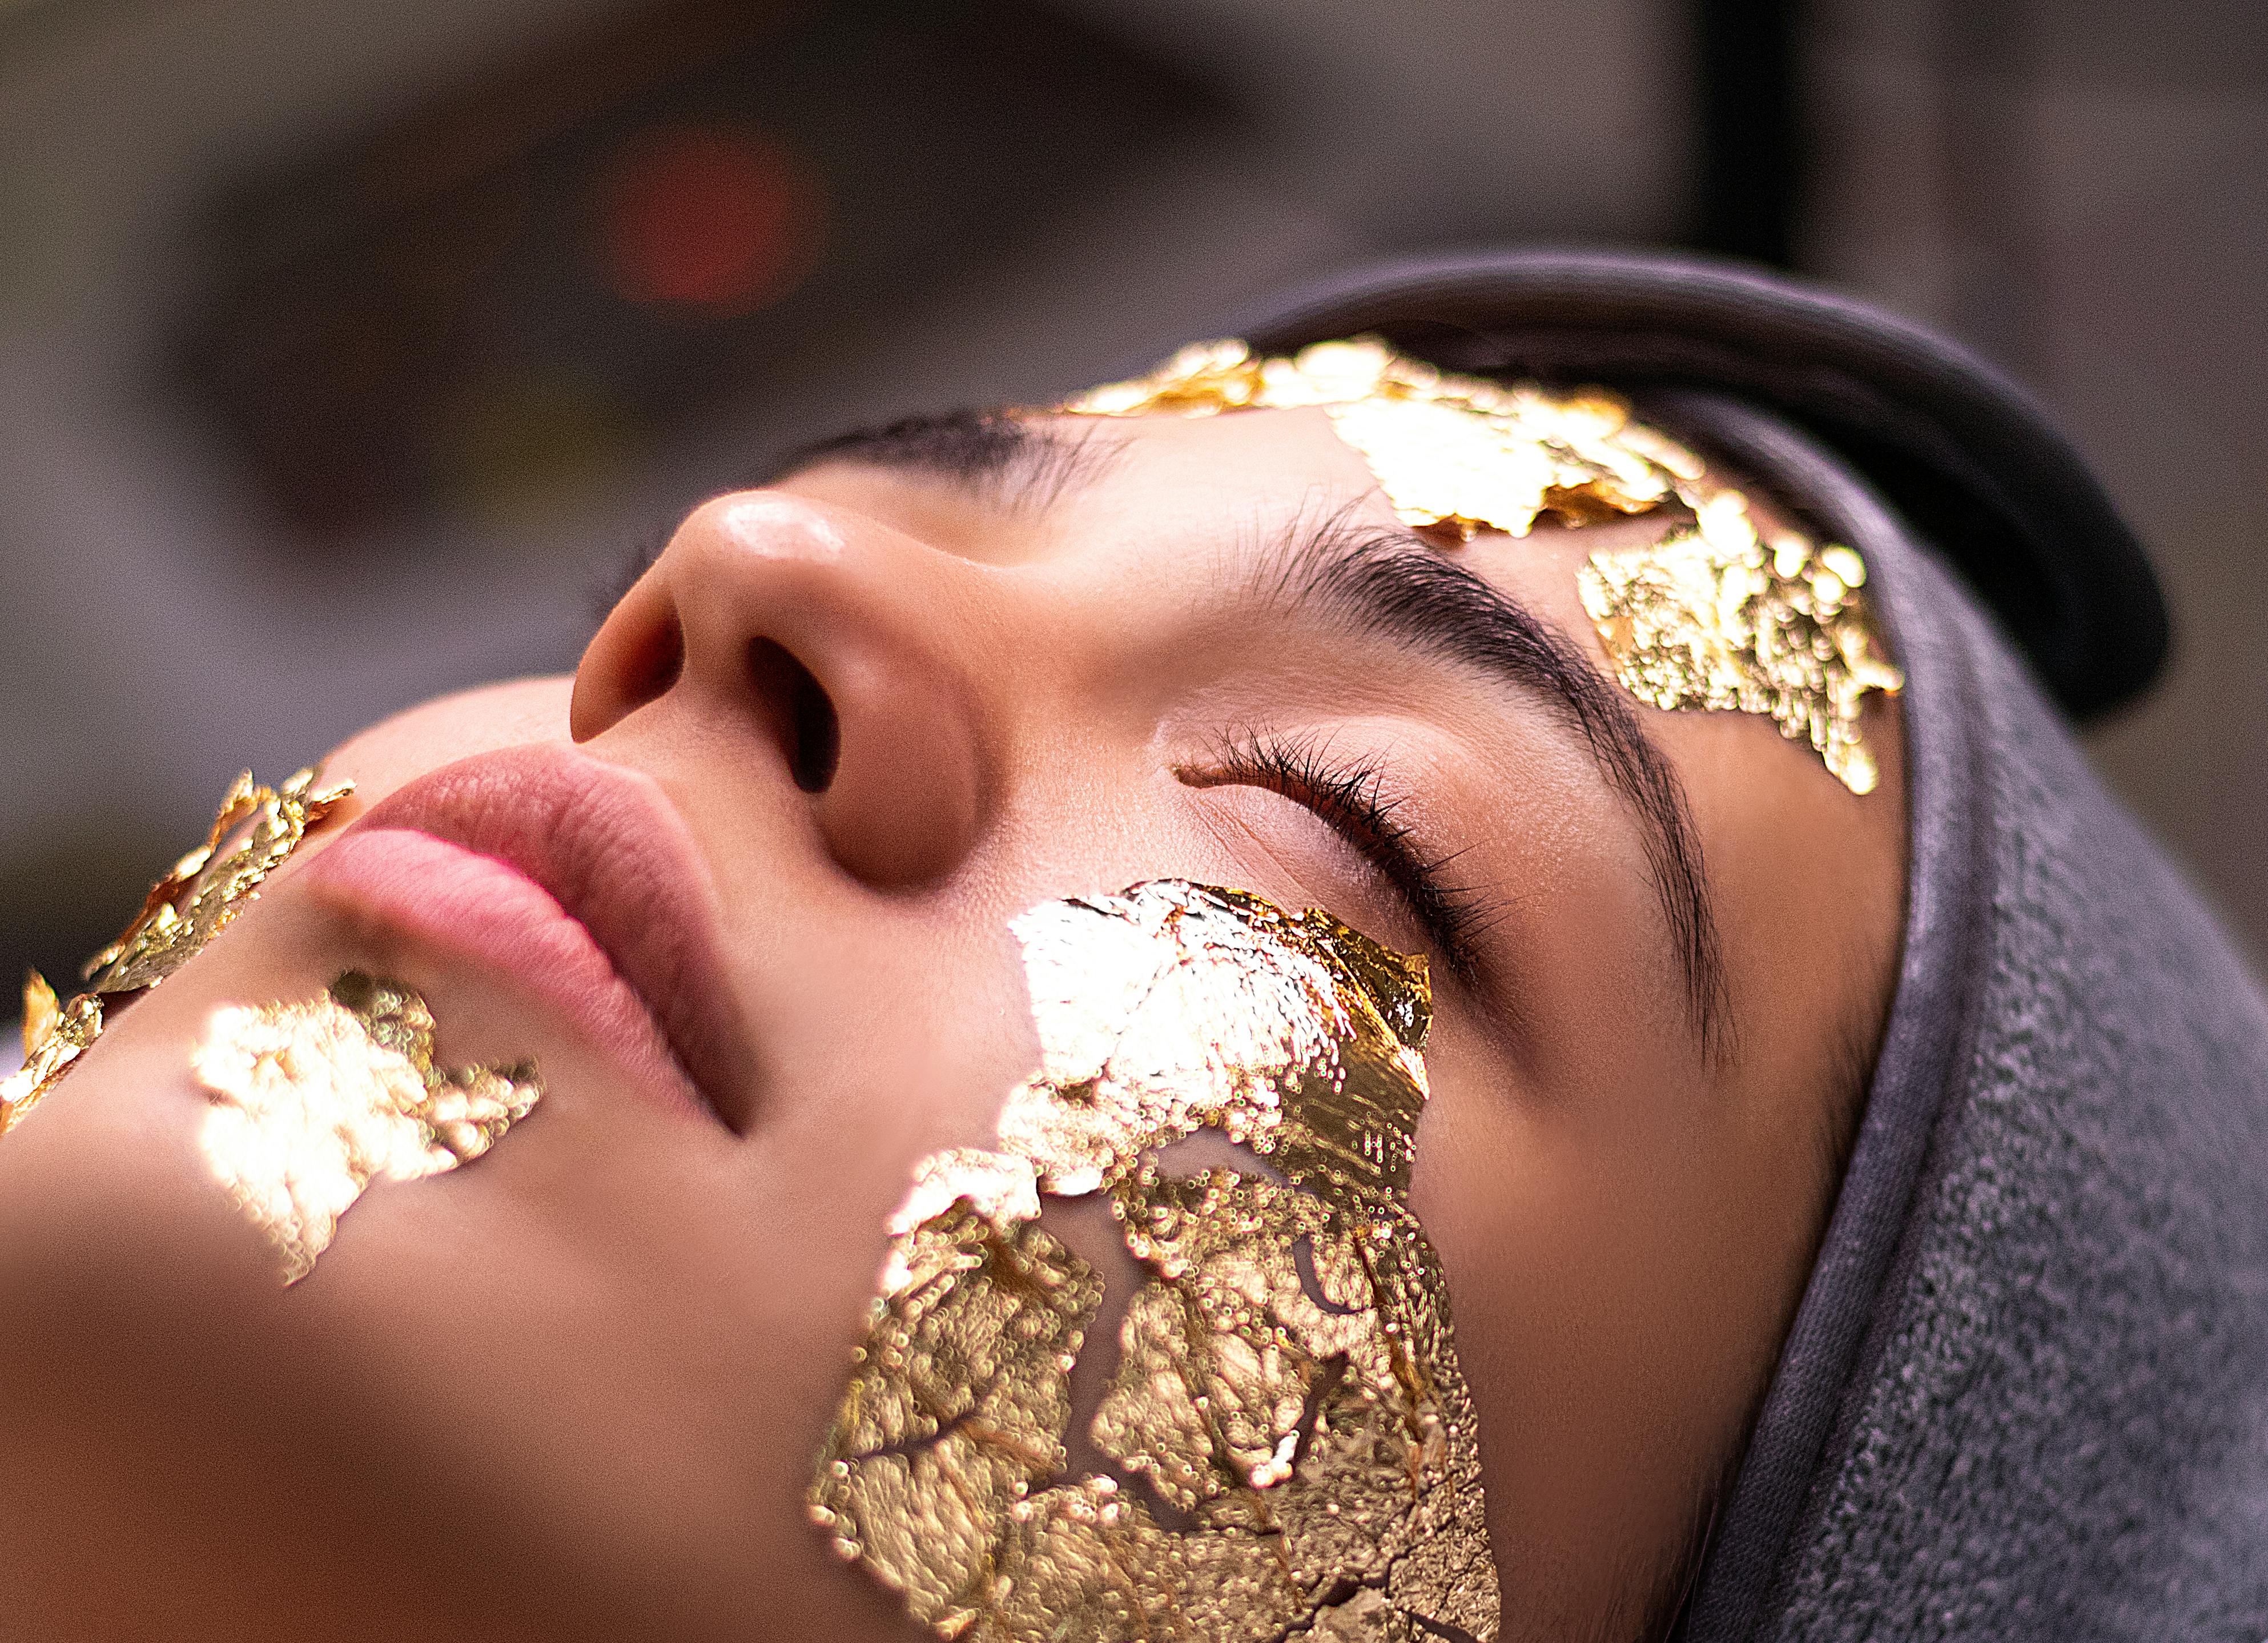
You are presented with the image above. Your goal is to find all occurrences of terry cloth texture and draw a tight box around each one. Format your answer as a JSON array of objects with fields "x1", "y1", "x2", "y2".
[{"x1": 1658, "y1": 392, "x2": 2268, "y2": 1642}]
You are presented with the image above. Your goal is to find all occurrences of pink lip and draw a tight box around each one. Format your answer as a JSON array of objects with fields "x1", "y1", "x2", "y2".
[{"x1": 300, "y1": 744, "x2": 754, "y2": 1132}]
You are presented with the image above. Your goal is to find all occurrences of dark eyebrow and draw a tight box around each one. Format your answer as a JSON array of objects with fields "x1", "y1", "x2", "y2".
[
  {"x1": 770, "y1": 409, "x2": 1116, "y2": 512},
  {"x1": 1258, "y1": 503, "x2": 1732, "y2": 1058}
]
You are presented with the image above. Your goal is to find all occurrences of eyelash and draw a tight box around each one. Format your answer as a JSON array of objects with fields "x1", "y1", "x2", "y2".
[{"x1": 1185, "y1": 730, "x2": 1492, "y2": 981}]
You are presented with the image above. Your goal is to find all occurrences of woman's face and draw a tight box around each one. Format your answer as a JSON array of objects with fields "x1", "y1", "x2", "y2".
[{"x1": 0, "y1": 405, "x2": 1905, "y2": 1642}]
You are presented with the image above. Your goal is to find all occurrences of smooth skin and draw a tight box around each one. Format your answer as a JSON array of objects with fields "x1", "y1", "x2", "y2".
[{"x1": 0, "y1": 405, "x2": 1905, "y2": 1642}]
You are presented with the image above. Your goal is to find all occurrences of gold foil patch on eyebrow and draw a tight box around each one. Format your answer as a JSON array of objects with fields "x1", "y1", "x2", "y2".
[
  {"x1": 1, "y1": 768, "x2": 353, "y2": 1140},
  {"x1": 809, "y1": 881, "x2": 1499, "y2": 1643},
  {"x1": 1578, "y1": 492, "x2": 1907, "y2": 795},
  {"x1": 192, "y1": 972, "x2": 540, "y2": 1284},
  {"x1": 1059, "y1": 335, "x2": 1903, "y2": 794}
]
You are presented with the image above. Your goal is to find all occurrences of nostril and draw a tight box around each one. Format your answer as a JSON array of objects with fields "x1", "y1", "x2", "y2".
[
  {"x1": 747, "y1": 637, "x2": 840, "y2": 793},
  {"x1": 617, "y1": 614, "x2": 685, "y2": 721},
  {"x1": 790, "y1": 666, "x2": 841, "y2": 793}
]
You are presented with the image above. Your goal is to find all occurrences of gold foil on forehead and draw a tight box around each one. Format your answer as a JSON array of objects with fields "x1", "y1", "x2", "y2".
[
  {"x1": 1, "y1": 768, "x2": 353, "y2": 1140},
  {"x1": 192, "y1": 972, "x2": 541, "y2": 1283},
  {"x1": 1578, "y1": 492, "x2": 1907, "y2": 795},
  {"x1": 1059, "y1": 336, "x2": 1903, "y2": 794},
  {"x1": 1063, "y1": 336, "x2": 1668, "y2": 541},
  {"x1": 810, "y1": 881, "x2": 1498, "y2": 1642}
]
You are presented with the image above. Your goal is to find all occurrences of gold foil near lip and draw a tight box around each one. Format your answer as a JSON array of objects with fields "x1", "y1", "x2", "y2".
[
  {"x1": 1059, "y1": 336, "x2": 1903, "y2": 793},
  {"x1": 2, "y1": 971, "x2": 104, "y2": 1136},
  {"x1": 1, "y1": 768, "x2": 353, "y2": 1139},
  {"x1": 809, "y1": 881, "x2": 1498, "y2": 1642},
  {"x1": 85, "y1": 766, "x2": 355, "y2": 994},
  {"x1": 192, "y1": 972, "x2": 541, "y2": 1284}
]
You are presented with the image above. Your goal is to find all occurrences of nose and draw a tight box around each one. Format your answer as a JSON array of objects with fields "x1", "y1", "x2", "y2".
[{"x1": 571, "y1": 490, "x2": 987, "y2": 888}]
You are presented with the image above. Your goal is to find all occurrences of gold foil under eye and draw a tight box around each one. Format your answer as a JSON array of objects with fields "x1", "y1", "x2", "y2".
[
  {"x1": 809, "y1": 881, "x2": 1498, "y2": 1643},
  {"x1": 1578, "y1": 493, "x2": 1908, "y2": 795},
  {"x1": 192, "y1": 971, "x2": 541, "y2": 1284},
  {"x1": 0, "y1": 768, "x2": 354, "y2": 1139},
  {"x1": 1058, "y1": 336, "x2": 1904, "y2": 792}
]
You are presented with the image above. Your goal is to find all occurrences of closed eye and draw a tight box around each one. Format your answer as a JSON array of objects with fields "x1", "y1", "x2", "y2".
[{"x1": 1179, "y1": 729, "x2": 1495, "y2": 985}]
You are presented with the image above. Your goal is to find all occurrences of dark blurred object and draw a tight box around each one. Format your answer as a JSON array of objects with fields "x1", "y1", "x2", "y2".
[
  {"x1": 1692, "y1": 0, "x2": 1802, "y2": 267},
  {"x1": 171, "y1": 0, "x2": 1221, "y2": 543}
]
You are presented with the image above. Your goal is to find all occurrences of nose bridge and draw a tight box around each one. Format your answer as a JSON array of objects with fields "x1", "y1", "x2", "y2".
[{"x1": 605, "y1": 487, "x2": 1005, "y2": 890}]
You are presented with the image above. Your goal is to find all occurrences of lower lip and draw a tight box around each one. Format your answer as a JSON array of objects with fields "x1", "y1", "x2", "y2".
[{"x1": 297, "y1": 827, "x2": 711, "y2": 1124}]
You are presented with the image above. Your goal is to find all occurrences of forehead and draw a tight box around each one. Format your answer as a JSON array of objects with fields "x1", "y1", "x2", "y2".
[
  {"x1": 1063, "y1": 405, "x2": 1382, "y2": 508},
  {"x1": 783, "y1": 405, "x2": 1388, "y2": 575},
  {"x1": 1040, "y1": 408, "x2": 1675, "y2": 668}
]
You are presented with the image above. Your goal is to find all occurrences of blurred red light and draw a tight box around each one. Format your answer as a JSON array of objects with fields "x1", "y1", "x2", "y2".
[{"x1": 596, "y1": 123, "x2": 820, "y2": 316}]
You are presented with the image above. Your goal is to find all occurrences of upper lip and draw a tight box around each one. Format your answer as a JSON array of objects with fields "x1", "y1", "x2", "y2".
[{"x1": 345, "y1": 742, "x2": 755, "y2": 1132}]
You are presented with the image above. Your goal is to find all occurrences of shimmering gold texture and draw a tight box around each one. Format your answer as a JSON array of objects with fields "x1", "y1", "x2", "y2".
[
  {"x1": 1064, "y1": 336, "x2": 1668, "y2": 541},
  {"x1": 1580, "y1": 493, "x2": 1907, "y2": 794},
  {"x1": 1061, "y1": 337, "x2": 1902, "y2": 792},
  {"x1": 0, "y1": 768, "x2": 353, "y2": 1139},
  {"x1": 86, "y1": 766, "x2": 354, "y2": 993},
  {"x1": 1, "y1": 972, "x2": 104, "y2": 1136},
  {"x1": 192, "y1": 973, "x2": 541, "y2": 1284},
  {"x1": 810, "y1": 881, "x2": 1498, "y2": 1643}
]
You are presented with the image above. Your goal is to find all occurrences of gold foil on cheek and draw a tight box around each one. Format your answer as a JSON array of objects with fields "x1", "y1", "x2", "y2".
[
  {"x1": 192, "y1": 973, "x2": 541, "y2": 1284},
  {"x1": 0, "y1": 768, "x2": 352, "y2": 1139},
  {"x1": 809, "y1": 882, "x2": 1499, "y2": 1642},
  {"x1": 1578, "y1": 492, "x2": 1908, "y2": 795}
]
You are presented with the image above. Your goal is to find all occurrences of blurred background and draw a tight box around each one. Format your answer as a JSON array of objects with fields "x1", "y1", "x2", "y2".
[{"x1": 1, "y1": 0, "x2": 2263, "y2": 1006}]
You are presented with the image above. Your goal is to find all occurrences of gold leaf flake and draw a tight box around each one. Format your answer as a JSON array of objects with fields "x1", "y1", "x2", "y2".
[
  {"x1": 1061, "y1": 335, "x2": 1667, "y2": 541},
  {"x1": 1579, "y1": 514, "x2": 1907, "y2": 794},
  {"x1": 192, "y1": 972, "x2": 540, "y2": 1284},
  {"x1": 1326, "y1": 397, "x2": 1563, "y2": 540},
  {"x1": 21, "y1": 969, "x2": 59, "y2": 1058},
  {"x1": 1, "y1": 769, "x2": 352, "y2": 1143},
  {"x1": 809, "y1": 882, "x2": 1498, "y2": 1642},
  {"x1": 86, "y1": 766, "x2": 353, "y2": 994},
  {"x1": 0, "y1": 976, "x2": 100, "y2": 1139}
]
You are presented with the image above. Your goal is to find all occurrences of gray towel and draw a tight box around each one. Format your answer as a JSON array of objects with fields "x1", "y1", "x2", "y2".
[{"x1": 1664, "y1": 394, "x2": 2268, "y2": 1641}]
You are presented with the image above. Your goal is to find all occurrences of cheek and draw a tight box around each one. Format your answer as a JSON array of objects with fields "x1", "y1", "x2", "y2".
[
  {"x1": 1409, "y1": 1027, "x2": 1816, "y2": 1631},
  {"x1": 0, "y1": 869, "x2": 970, "y2": 1641}
]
